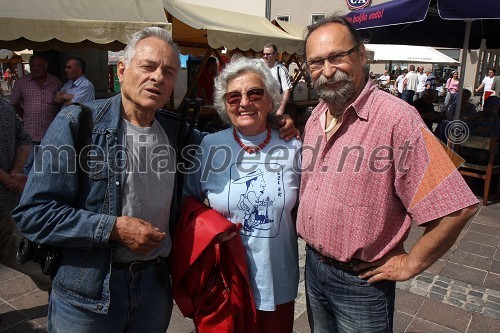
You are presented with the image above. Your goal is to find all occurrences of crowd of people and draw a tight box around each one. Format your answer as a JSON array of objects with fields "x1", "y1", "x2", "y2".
[{"x1": 2, "y1": 13, "x2": 499, "y2": 333}]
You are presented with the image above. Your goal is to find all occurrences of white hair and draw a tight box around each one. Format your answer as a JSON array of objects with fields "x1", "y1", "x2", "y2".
[{"x1": 213, "y1": 57, "x2": 282, "y2": 125}]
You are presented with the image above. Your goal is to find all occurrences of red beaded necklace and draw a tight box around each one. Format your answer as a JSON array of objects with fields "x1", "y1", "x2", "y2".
[{"x1": 232, "y1": 127, "x2": 271, "y2": 154}]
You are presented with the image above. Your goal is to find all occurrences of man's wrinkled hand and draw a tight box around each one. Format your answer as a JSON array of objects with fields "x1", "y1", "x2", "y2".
[
  {"x1": 353, "y1": 245, "x2": 416, "y2": 283},
  {"x1": 276, "y1": 114, "x2": 300, "y2": 141},
  {"x1": 110, "y1": 216, "x2": 166, "y2": 254}
]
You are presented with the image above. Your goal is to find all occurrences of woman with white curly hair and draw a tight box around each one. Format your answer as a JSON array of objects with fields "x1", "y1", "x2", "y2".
[{"x1": 183, "y1": 57, "x2": 301, "y2": 332}]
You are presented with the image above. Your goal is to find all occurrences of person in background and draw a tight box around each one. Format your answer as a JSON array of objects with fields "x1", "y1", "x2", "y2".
[
  {"x1": 0, "y1": 96, "x2": 51, "y2": 292},
  {"x1": 402, "y1": 64, "x2": 419, "y2": 103},
  {"x1": 4, "y1": 69, "x2": 14, "y2": 90},
  {"x1": 54, "y1": 57, "x2": 95, "y2": 110},
  {"x1": 9, "y1": 54, "x2": 63, "y2": 174},
  {"x1": 411, "y1": 89, "x2": 444, "y2": 131},
  {"x1": 424, "y1": 68, "x2": 437, "y2": 91},
  {"x1": 394, "y1": 68, "x2": 407, "y2": 99},
  {"x1": 299, "y1": 14, "x2": 478, "y2": 332},
  {"x1": 378, "y1": 70, "x2": 390, "y2": 88},
  {"x1": 416, "y1": 66, "x2": 427, "y2": 98},
  {"x1": 475, "y1": 68, "x2": 496, "y2": 94},
  {"x1": 197, "y1": 56, "x2": 218, "y2": 106},
  {"x1": 262, "y1": 43, "x2": 292, "y2": 116},
  {"x1": 183, "y1": 57, "x2": 301, "y2": 333},
  {"x1": 462, "y1": 96, "x2": 500, "y2": 165},
  {"x1": 442, "y1": 70, "x2": 459, "y2": 112}
]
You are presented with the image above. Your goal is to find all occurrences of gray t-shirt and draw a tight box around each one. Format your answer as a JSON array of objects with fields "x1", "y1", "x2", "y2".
[{"x1": 115, "y1": 118, "x2": 175, "y2": 261}]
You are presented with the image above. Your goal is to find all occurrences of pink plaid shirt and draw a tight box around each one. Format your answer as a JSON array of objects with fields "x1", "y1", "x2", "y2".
[
  {"x1": 10, "y1": 73, "x2": 63, "y2": 142},
  {"x1": 297, "y1": 80, "x2": 478, "y2": 262}
]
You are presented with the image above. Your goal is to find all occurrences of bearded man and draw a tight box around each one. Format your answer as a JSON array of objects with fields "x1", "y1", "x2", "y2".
[{"x1": 297, "y1": 15, "x2": 478, "y2": 333}]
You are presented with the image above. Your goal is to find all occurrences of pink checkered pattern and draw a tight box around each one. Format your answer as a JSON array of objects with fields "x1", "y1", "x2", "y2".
[
  {"x1": 297, "y1": 81, "x2": 478, "y2": 262},
  {"x1": 9, "y1": 73, "x2": 63, "y2": 142}
]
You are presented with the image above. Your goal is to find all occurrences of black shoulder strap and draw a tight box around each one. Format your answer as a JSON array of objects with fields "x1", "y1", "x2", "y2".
[
  {"x1": 276, "y1": 65, "x2": 283, "y2": 94},
  {"x1": 76, "y1": 104, "x2": 93, "y2": 155}
]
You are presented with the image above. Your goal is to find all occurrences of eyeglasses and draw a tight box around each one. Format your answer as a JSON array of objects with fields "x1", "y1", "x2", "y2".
[
  {"x1": 262, "y1": 52, "x2": 275, "y2": 57},
  {"x1": 306, "y1": 44, "x2": 360, "y2": 72},
  {"x1": 225, "y1": 88, "x2": 265, "y2": 105}
]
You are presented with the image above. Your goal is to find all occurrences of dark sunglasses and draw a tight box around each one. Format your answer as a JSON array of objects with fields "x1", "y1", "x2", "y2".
[{"x1": 225, "y1": 88, "x2": 265, "y2": 105}]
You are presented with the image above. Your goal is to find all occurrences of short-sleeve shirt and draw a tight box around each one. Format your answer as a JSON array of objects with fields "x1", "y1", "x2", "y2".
[
  {"x1": 59, "y1": 75, "x2": 95, "y2": 110},
  {"x1": 183, "y1": 128, "x2": 301, "y2": 311},
  {"x1": 270, "y1": 63, "x2": 292, "y2": 94},
  {"x1": 425, "y1": 74, "x2": 437, "y2": 90},
  {"x1": 9, "y1": 73, "x2": 63, "y2": 142},
  {"x1": 482, "y1": 76, "x2": 494, "y2": 91},
  {"x1": 297, "y1": 80, "x2": 478, "y2": 262}
]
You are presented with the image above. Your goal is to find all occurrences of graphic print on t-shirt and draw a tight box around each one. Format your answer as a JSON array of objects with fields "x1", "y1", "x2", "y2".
[{"x1": 229, "y1": 163, "x2": 284, "y2": 238}]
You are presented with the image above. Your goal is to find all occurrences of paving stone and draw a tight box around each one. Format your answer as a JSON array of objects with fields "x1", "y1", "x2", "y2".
[
  {"x1": 462, "y1": 231, "x2": 499, "y2": 247},
  {"x1": 452, "y1": 280, "x2": 470, "y2": 288},
  {"x1": 406, "y1": 317, "x2": 462, "y2": 333},
  {"x1": 0, "y1": 265, "x2": 24, "y2": 282},
  {"x1": 457, "y1": 240, "x2": 496, "y2": 258},
  {"x1": 468, "y1": 312, "x2": 500, "y2": 333},
  {"x1": 446, "y1": 297, "x2": 465, "y2": 308},
  {"x1": 484, "y1": 272, "x2": 500, "y2": 290},
  {"x1": 0, "y1": 275, "x2": 39, "y2": 302},
  {"x1": 420, "y1": 270, "x2": 435, "y2": 279},
  {"x1": 441, "y1": 262, "x2": 487, "y2": 287},
  {"x1": 416, "y1": 298, "x2": 471, "y2": 332},
  {"x1": 469, "y1": 223, "x2": 500, "y2": 238},
  {"x1": 416, "y1": 275, "x2": 434, "y2": 284},
  {"x1": 393, "y1": 311, "x2": 412, "y2": 333},
  {"x1": 482, "y1": 308, "x2": 500, "y2": 320},
  {"x1": 487, "y1": 294, "x2": 500, "y2": 304},
  {"x1": 434, "y1": 280, "x2": 449, "y2": 288},
  {"x1": 486, "y1": 288, "x2": 500, "y2": 298},
  {"x1": 484, "y1": 301, "x2": 500, "y2": 312},
  {"x1": 395, "y1": 289, "x2": 425, "y2": 315},
  {"x1": 467, "y1": 296, "x2": 485, "y2": 307},
  {"x1": 429, "y1": 292, "x2": 445, "y2": 301},
  {"x1": 426, "y1": 258, "x2": 447, "y2": 275},
  {"x1": 468, "y1": 290, "x2": 484, "y2": 298},
  {"x1": 430, "y1": 286, "x2": 448, "y2": 295},
  {"x1": 490, "y1": 259, "x2": 500, "y2": 274},
  {"x1": 464, "y1": 303, "x2": 483, "y2": 313},
  {"x1": 449, "y1": 250, "x2": 491, "y2": 270},
  {"x1": 292, "y1": 311, "x2": 310, "y2": 333},
  {"x1": 450, "y1": 291, "x2": 467, "y2": 301},
  {"x1": 495, "y1": 249, "x2": 500, "y2": 261},
  {"x1": 166, "y1": 305, "x2": 194, "y2": 333},
  {"x1": 0, "y1": 302, "x2": 28, "y2": 331},
  {"x1": 437, "y1": 275, "x2": 452, "y2": 283}
]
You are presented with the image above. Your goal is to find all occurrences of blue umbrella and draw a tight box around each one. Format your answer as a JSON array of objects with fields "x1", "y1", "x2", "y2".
[{"x1": 345, "y1": 0, "x2": 500, "y2": 119}]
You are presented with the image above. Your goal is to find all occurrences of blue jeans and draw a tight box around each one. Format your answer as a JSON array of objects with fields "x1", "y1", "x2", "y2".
[
  {"x1": 305, "y1": 246, "x2": 395, "y2": 333},
  {"x1": 401, "y1": 90, "x2": 415, "y2": 103},
  {"x1": 48, "y1": 261, "x2": 173, "y2": 333}
]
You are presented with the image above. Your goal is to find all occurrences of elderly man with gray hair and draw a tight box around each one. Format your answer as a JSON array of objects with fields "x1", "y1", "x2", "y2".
[{"x1": 14, "y1": 27, "x2": 184, "y2": 332}]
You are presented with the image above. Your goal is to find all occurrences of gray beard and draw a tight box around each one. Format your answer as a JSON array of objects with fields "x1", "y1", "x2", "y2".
[{"x1": 314, "y1": 72, "x2": 355, "y2": 110}]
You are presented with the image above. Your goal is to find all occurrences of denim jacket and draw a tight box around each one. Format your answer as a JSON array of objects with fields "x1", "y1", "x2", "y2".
[{"x1": 13, "y1": 94, "x2": 184, "y2": 314}]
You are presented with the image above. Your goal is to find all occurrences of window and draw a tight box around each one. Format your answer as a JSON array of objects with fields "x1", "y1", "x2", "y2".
[
  {"x1": 276, "y1": 15, "x2": 290, "y2": 22},
  {"x1": 311, "y1": 13, "x2": 326, "y2": 24}
]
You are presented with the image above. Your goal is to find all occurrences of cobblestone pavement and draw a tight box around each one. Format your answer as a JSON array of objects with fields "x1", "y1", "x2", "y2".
[{"x1": 1, "y1": 200, "x2": 499, "y2": 332}]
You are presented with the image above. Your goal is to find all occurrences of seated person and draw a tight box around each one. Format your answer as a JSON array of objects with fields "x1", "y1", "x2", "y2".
[
  {"x1": 410, "y1": 89, "x2": 444, "y2": 131},
  {"x1": 436, "y1": 89, "x2": 477, "y2": 142},
  {"x1": 460, "y1": 96, "x2": 500, "y2": 165},
  {"x1": 378, "y1": 70, "x2": 390, "y2": 87},
  {"x1": 445, "y1": 89, "x2": 477, "y2": 122}
]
